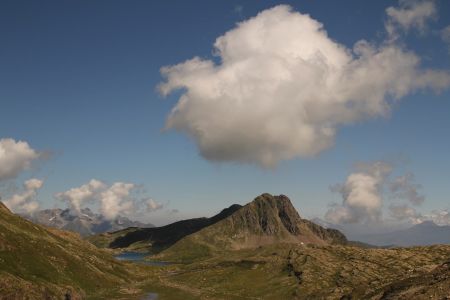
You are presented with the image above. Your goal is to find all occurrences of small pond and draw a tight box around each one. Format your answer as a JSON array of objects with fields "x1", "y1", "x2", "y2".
[
  {"x1": 114, "y1": 252, "x2": 172, "y2": 299},
  {"x1": 114, "y1": 252, "x2": 171, "y2": 267}
]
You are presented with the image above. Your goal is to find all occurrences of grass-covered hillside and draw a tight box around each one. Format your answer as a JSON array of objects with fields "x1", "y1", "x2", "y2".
[
  {"x1": 152, "y1": 242, "x2": 450, "y2": 299},
  {"x1": 0, "y1": 202, "x2": 147, "y2": 299}
]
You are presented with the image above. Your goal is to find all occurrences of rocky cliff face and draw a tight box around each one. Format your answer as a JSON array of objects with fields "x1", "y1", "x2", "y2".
[{"x1": 224, "y1": 193, "x2": 347, "y2": 245}]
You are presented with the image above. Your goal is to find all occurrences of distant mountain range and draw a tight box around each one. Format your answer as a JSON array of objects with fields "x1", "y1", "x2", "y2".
[
  {"x1": 312, "y1": 218, "x2": 450, "y2": 247},
  {"x1": 24, "y1": 207, "x2": 154, "y2": 236},
  {"x1": 362, "y1": 221, "x2": 450, "y2": 247}
]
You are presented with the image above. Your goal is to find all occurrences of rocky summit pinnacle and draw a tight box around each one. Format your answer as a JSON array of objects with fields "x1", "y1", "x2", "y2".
[
  {"x1": 248, "y1": 193, "x2": 303, "y2": 235},
  {"x1": 221, "y1": 193, "x2": 347, "y2": 245}
]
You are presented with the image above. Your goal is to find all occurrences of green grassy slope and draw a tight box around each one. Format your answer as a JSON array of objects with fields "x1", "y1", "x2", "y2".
[
  {"x1": 0, "y1": 202, "x2": 146, "y2": 299},
  {"x1": 153, "y1": 243, "x2": 450, "y2": 299}
]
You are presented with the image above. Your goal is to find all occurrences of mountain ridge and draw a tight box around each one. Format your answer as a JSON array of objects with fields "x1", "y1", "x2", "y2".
[
  {"x1": 24, "y1": 207, "x2": 154, "y2": 237},
  {"x1": 157, "y1": 193, "x2": 347, "y2": 261},
  {"x1": 90, "y1": 202, "x2": 244, "y2": 252},
  {"x1": 93, "y1": 194, "x2": 347, "y2": 256}
]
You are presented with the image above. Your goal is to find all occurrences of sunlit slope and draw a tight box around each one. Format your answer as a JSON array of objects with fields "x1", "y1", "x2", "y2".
[
  {"x1": 155, "y1": 242, "x2": 450, "y2": 299},
  {"x1": 0, "y1": 202, "x2": 143, "y2": 299}
]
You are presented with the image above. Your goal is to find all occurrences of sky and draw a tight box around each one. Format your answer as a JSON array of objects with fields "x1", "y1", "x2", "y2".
[{"x1": 1, "y1": 0, "x2": 450, "y2": 228}]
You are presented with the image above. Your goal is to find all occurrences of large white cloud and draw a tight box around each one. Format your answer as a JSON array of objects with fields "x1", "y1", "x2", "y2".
[
  {"x1": 0, "y1": 138, "x2": 41, "y2": 181},
  {"x1": 2, "y1": 178, "x2": 43, "y2": 214},
  {"x1": 159, "y1": 4, "x2": 450, "y2": 167},
  {"x1": 55, "y1": 180, "x2": 164, "y2": 220}
]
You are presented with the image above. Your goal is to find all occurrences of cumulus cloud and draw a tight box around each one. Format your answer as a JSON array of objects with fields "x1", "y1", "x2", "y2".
[
  {"x1": 385, "y1": 0, "x2": 437, "y2": 38},
  {"x1": 326, "y1": 162, "x2": 392, "y2": 224},
  {"x1": 0, "y1": 138, "x2": 41, "y2": 181},
  {"x1": 389, "y1": 173, "x2": 425, "y2": 205},
  {"x1": 99, "y1": 182, "x2": 136, "y2": 220},
  {"x1": 2, "y1": 178, "x2": 43, "y2": 214},
  {"x1": 159, "y1": 4, "x2": 450, "y2": 167},
  {"x1": 326, "y1": 159, "x2": 441, "y2": 226},
  {"x1": 55, "y1": 179, "x2": 106, "y2": 214},
  {"x1": 55, "y1": 180, "x2": 163, "y2": 220}
]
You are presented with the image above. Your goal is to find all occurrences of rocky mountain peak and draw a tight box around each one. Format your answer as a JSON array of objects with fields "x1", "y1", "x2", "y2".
[{"x1": 245, "y1": 193, "x2": 302, "y2": 235}]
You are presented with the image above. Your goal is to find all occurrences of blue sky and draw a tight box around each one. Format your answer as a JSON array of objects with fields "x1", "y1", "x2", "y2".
[{"x1": 1, "y1": 0, "x2": 449, "y2": 226}]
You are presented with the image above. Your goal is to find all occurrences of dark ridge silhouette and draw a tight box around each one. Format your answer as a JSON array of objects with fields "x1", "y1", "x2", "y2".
[{"x1": 109, "y1": 204, "x2": 243, "y2": 251}]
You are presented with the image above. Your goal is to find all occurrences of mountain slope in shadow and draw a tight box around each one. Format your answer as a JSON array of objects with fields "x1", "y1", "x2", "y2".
[{"x1": 98, "y1": 203, "x2": 243, "y2": 252}]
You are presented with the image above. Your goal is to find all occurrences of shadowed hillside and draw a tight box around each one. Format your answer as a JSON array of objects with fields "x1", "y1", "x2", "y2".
[{"x1": 90, "y1": 204, "x2": 243, "y2": 253}]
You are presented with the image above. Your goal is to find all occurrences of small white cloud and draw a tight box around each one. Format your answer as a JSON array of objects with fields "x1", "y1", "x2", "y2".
[
  {"x1": 159, "y1": 5, "x2": 449, "y2": 167},
  {"x1": 385, "y1": 0, "x2": 437, "y2": 38},
  {"x1": 144, "y1": 198, "x2": 164, "y2": 212},
  {"x1": 0, "y1": 138, "x2": 41, "y2": 181},
  {"x1": 389, "y1": 173, "x2": 425, "y2": 205},
  {"x1": 2, "y1": 178, "x2": 44, "y2": 214}
]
